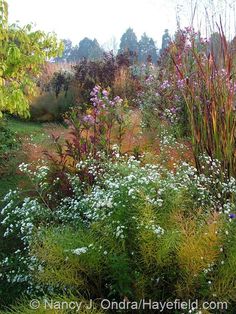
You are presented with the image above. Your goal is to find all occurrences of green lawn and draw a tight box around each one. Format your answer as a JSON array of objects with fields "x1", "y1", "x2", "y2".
[
  {"x1": 0, "y1": 116, "x2": 67, "y2": 198},
  {"x1": 6, "y1": 117, "x2": 47, "y2": 144},
  {"x1": 0, "y1": 118, "x2": 50, "y2": 198}
]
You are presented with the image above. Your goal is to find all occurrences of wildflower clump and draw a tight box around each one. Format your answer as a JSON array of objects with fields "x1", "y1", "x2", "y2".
[{"x1": 1, "y1": 153, "x2": 236, "y2": 311}]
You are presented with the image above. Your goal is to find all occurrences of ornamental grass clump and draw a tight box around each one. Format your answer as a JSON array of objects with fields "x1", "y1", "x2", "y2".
[{"x1": 168, "y1": 25, "x2": 236, "y2": 178}]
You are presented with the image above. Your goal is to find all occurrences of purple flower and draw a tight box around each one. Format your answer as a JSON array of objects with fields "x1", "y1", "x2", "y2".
[
  {"x1": 83, "y1": 115, "x2": 94, "y2": 124},
  {"x1": 114, "y1": 96, "x2": 123, "y2": 104},
  {"x1": 170, "y1": 107, "x2": 177, "y2": 113},
  {"x1": 229, "y1": 213, "x2": 236, "y2": 219},
  {"x1": 160, "y1": 80, "x2": 170, "y2": 89},
  {"x1": 90, "y1": 85, "x2": 101, "y2": 97},
  {"x1": 145, "y1": 75, "x2": 154, "y2": 83},
  {"x1": 102, "y1": 89, "x2": 109, "y2": 97},
  {"x1": 177, "y1": 79, "x2": 185, "y2": 89}
]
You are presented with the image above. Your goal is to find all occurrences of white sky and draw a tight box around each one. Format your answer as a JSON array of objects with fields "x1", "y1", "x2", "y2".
[
  {"x1": 7, "y1": 0, "x2": 236, "y2": 49},
  {"x1": 7, "y1": 0, "x2": 185, "y2": 49}
]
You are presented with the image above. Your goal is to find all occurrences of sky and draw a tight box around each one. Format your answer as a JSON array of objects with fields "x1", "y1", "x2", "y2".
[
  {"x1": 7, "y1": 0, "x2": 185, "y2": 49},
  {"x1": 7, "y1": 0, "x2": 236, "y2": 50}
]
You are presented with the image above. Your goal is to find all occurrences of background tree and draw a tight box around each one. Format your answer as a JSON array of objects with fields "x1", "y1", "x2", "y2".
[
  {"x1": 71, "y1": 37, "x2": 103, "y2": 61},
  {"x1": 160, "y1": 29, "x2": 171, "y2": 53},
  {"x1": 138, "y1": 33, "x2": 158, "y2": 63},
  {"x1": 87, "y1": 39, "x2": 104, "y2": 60},
  {"x1": 55, "y1": 39, "x2": 73, "y2": 62},
  {"x1": 118, "y1": 28, "x2": 138, "y2": 54},
  {"x1": 0, "y1": 0, "x2": 63, "y2": 118}
]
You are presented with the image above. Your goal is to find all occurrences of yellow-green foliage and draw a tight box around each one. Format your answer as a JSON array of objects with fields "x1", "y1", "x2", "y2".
[
  {"x1": 32, "y1": 227, "x2": 104, "y2": 295},
  {"x1": 212, "y1": 231, "x2": 236, "y2": 302},
  {"x1": 177, "y1": 212, "x2": 221, "y2": 276},
  {"x1": 0, "y1": 1, "x2": 63, "y2": 118},
  {"x1": 137, "y1": 200, "x2": 229, "y2": 301},
  {"x1": 30, "y1": 198, "x2": 236, "y2": 308},
  {"x1": 138, "y1": 203, "x2": 180, "y2": 266},
  {"x1": 175, "y1": 211, "x2": 223, "y2": 298}
]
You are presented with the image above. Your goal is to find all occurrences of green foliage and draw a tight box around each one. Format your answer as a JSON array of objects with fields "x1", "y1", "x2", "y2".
[
  {"x1": 0, "y1": 1, "x2": 63, "y2": 118},
  {"x1": 1, "y1": 153, "x2": 236, "y2": 311},
  {"x1": 0, "y1": 118, "x2": 22, "y2": 192},
  {"x1": 0, "y1": 122, "x2": 19, "y2": 160}
]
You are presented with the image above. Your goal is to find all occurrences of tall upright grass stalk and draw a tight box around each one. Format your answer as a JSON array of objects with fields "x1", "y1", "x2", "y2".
[{"x1": 170, "y1": 24, "x2": 236, "y2": 177}]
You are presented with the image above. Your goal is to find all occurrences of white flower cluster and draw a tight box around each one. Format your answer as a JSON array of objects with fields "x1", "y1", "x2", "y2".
[
  {"x1": 115, "y1": 225, "x2": 126, "y2": 239},
  {"x1": 72, "y1": 247, "x2": 88, "y2": 255},
  {"x1": 1, "y1": 153, "x2": 235, "y2": 296},
  {"x1": 174, "y1": 156, "x2": 236, "y2": 213},
  {"x1": 19, "y1": 162, "x2": 50, "y2": 190},
  {"x1": 140, "y1": 219, "x2": 165, "y2": 237},
  {"x1": 163, "y1": 108, "x2": 179, "y2": 124}
]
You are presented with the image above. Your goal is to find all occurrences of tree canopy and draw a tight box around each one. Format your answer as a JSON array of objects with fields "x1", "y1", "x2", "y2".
[
  {"x1": 118, "y1": 28, "x2": 138, "y2": 54},
  {"x1": 161, "y1": 29, "x2": 171, "y2": 53},
  {"x1": 55, "y1": 37, "x2": 104, "y2": 63},
  {"x1": 76, "y1": 37, "x2": 103, "y2": 60},
  {"x1": 138, "y1": 32, "x2": 158, "y2": 63},
  {"x1": 0, "y1": 0, "x2": 63, "y2": 118}
]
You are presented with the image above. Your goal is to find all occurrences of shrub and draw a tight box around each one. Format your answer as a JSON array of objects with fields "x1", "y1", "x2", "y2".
[
  {"x1": 73, "y1": 53, "x2": 117, "y2": 104},
  {"x1": 30, "y1": 88, "x2": 77, "y2": 122},
  {"x1": 31, "y1": 68, "x2": 76, "y2": 122},
  {"x1": 73, "y1": 52, "x2": 138, "y2": 106},
  {"x1": 31, "y1": 53, "x2": 138, "y2": 122}
]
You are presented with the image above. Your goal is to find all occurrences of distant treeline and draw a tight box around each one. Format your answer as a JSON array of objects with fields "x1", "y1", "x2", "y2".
[{"x1": 55, "y1": 28, "x2": 171, "y2": 64}]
